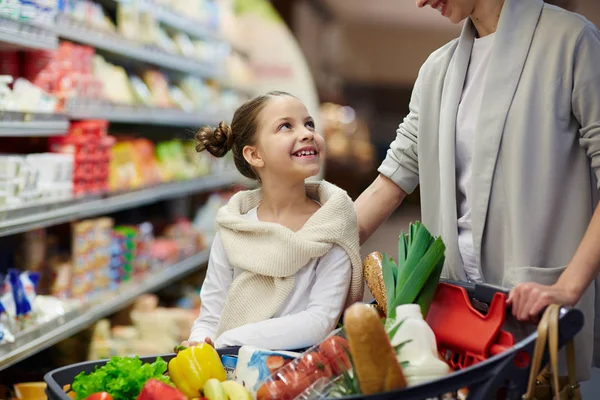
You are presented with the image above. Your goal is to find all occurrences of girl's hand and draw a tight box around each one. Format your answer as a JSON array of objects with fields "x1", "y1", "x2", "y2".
[{"x1": 507, "y1": 281, "x2": 580, "y2": 322}]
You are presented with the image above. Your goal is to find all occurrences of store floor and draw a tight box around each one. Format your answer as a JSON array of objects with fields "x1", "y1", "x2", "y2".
[{"x1": 360, "y1": 204, "x2": 600, "y2": 398}]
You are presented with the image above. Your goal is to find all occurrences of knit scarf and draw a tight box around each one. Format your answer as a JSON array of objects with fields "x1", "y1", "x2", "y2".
[{"x1": 214, "y1": 180, "x2": 364, "y2": 337}]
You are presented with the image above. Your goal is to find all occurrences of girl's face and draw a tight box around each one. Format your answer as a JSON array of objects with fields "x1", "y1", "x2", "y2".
[
  {"x1": 246, "y1": 95, "x2": 325, "y2": 183},
  {"x1": 416, "y1": 0, "x2": 476, "y2": 24}
]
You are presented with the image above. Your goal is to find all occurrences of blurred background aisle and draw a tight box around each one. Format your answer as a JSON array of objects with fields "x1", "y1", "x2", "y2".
[{"x1": 0, "y1": 0, "x2": 599, "y2": 398}]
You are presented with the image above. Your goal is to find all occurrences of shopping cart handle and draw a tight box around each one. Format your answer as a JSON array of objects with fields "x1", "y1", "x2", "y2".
[{"x1": 442, "y1": 279, "x2": 509, "y2": 303}]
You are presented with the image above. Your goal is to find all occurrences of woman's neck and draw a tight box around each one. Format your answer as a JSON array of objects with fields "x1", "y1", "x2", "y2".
[
  {"x1": 470, "y1": 0, "x2": 505, "y2": 37},
  {"x1": 258, "y1": 178, "x2": 313, "y2": 219}
]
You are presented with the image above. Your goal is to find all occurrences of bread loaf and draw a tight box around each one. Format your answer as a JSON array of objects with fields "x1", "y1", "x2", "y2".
[
  {"x1": 344, "y1": 303, "x2": 407, "y2": 394},
  {"x1": 363, "y1": 252, "x2": 387, "y2": 314}
]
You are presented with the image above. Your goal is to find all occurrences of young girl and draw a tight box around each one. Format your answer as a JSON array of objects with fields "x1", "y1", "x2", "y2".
[{"x1": 186, "y1": 91, "x2": 363, "y2": 350}]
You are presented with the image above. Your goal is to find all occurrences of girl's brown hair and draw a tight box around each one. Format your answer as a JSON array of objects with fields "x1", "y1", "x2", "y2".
[{"x1": 195, "y1": 91, "x2": 293, "y2": 180}]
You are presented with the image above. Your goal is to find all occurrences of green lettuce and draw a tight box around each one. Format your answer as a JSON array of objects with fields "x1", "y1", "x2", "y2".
[{"x1": 71, "y1": 356, "x2": 171, "y2": 400}]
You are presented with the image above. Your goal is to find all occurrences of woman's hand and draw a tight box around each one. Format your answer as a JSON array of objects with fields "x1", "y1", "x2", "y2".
[
  {"x1": 180, "y1": 337, "x2": 214, "y2": 348},
  {"x1": 507, "y1": 281, "x2": 580, "y2": 322}
]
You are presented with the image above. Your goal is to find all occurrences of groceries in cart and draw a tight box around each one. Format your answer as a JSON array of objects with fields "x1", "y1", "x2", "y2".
[{"x1": 59, "y1": 222, "x2": 531, "y2": 400}]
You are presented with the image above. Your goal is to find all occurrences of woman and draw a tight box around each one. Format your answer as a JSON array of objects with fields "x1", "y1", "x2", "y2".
[{"x1": 355, "y1": 0, "x2": 600, "y2": 381}]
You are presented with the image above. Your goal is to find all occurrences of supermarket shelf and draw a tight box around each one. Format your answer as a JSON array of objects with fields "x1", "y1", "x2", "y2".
[
  {"x1": 0, "y1": 250, "x2": 210, "y2": 371},
  {"x1": 66, "y1": 103, "x2": 230, "y2": 127},
  {"x1": 146, "y1": 3, "x2": 221, "y2": 41},
  {"x1": 0, "y1": 172, "x2": 239, "y2": 238},
  {"x1": 0, "y1": 18, "x2": 57, "y2": 50},
  {"x1": 55, "y1": 20, "x2": 220, "y2": 79},
  {"x1": 0, "y1": 113, "x2": 70, "y2": 136}
]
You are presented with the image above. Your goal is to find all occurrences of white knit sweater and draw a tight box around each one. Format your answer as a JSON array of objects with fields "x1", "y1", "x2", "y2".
[{"x1": 214, "y1": 180, "x2": 363, "y2": 337}]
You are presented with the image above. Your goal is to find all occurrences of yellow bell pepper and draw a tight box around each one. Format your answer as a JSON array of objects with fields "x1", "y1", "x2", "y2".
[{"x1": 168, "y1": 344, "x2": 227, "y2": 399}]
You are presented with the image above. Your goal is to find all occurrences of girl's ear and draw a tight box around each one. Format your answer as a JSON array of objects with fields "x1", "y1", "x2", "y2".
[{"x1": 243, "y1": 145, "x2": 265, "y2": 169}]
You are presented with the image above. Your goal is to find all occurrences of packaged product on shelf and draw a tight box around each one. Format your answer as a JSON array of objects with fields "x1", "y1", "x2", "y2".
[
  {"x1": 116, "y1": 0, "x2": 141, "y2": 41},
  {"x1": 0, "y1": 319, "x2": 15, "y2": 345},
  {"x1": 69, "y1": 217, "x2": 113, "y2": 300},
  {"x1": 0, "y1": 272, "x2": 17, "y2": 334},
  {"x1": 71, "y1": 219, "x2": 94, "y2": 300},
  {"x1": 112, "y1": 226, "x2": 138, "y2": 283},
  {"x1": 178, "y1": 76, "x2": 210, "y2": 109},
  {"x1": 0, "y1": 0, "x2": 20, "y2": 20},
  {"x1": 10, "y1": 269, "x2": 40, "y2": 331},
  {"x1": 59, "y1": 0, "x2": 115, "y2": 33},
  {"x1": 164, "y1": 218, "x2": 205, "y2": 259},
  {"x1": 131, "y1": 139, "x2": 164, "y2": 186},
  {"x1": 109, "y1": 229, "x2": 127, "y2": 289},
  {"x1": 142, "y1": 70, "x2": 174, "y2": 108},
  {"x1": 0, "y1": 152, "x2": 72, "y2": 209},
  {"x1": 91, "y1": 217, "x2": 114, "y2": 293},
  {"x1": 47, "y1": 254, "x2": 72, "y2": 300},
  {"x1": 182, "y1": 141, "x2": 211, "y2": 176},
  {"x1": 129, "y1": 75, "x2": 154, "y2": 107},
  {"x1": 148, "y1": 238, "x2": 179, "y2": 269},
  {"x1": 155, "y1": 26, "x2": 178, "y2": 55},
  {"x1": 172, "y1": 32, "x2": 196, "y2": 58},
  {"x1": 134, "y1": 222, "x2": 154, "y2": 276},
  {"x1": 155, "y1": 140, "x2": 197, "y2": 180},
  {"x1": 50, "y1": 120, "x2": 114, "y2": 197},
  {"x1": 168, "y1": 85, "x2": 194, "y2": 112}
]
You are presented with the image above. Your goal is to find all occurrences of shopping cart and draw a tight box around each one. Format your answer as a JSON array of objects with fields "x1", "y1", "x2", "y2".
[{"x1": 44, "y1": 281, "x2": 584, "y2": 400}]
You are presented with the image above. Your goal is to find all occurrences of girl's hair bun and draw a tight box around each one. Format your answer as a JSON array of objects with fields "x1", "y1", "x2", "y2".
[{"x1": 195, "y1": 121, "x2": 234, "y2": 158}]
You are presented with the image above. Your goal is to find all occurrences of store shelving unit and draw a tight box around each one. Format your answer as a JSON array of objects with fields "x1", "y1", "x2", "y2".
[
  {"x1": 143, "y1": 3, "x2": 221, "y2": 41},
  {"x1": 66, "y1": 103, "x2": 230, "y2": 127},
  {"x1": 0, "y1": 17, "x2": 58, "y2": 50},
  {"x1": 0, "y1": 250, "x2": 210, "y2": 372},
  {"x1": 55, "y1": 19, "x2": 220, "y2": 79},
  {"x1": 0, "y1": 0, "x2": 250, "y2": 374},
  {"x1": 0, "y1": 113, "x2": 70, "y2": 136},
  {"x1": 0, "y1": 171, "x2": 239, "y2": 238}
]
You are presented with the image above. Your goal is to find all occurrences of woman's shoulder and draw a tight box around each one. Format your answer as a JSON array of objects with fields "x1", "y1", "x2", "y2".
[
  {"x1": 538, "y1": 3, "x2": 596, "y2": 41},
  {"x1": 541, "y1": 3, "x2": 594, "y2": 29},
  {"x1": 419, "y1": 38, "x2": 460, "y2": 78}
]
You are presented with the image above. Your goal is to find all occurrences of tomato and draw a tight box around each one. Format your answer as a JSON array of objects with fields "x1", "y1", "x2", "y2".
[
  {"x1": 297, "y1": 352, "x2": 333, "y2": 381},
  {"x1": 277, "y1": 370, "x2": 314, "y2": 400},
  {"x1": 256, "y1": 380, "x2": 287, "y2": 400},
  {"x1": 85, "y1": 393, "x2": 113, "y2": 400},
  {"x1": 318, "y1": 336, "x2": 351, "y2": 375}
]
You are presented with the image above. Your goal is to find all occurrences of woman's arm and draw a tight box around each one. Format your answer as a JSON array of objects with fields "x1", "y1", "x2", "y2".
[
  {"x1": 508, "y1": 24, "x2": 600, "y2": 320},
  {"x1": 188, "y1": 233, "x2": 234, "y2": 343},
  {"x1": 354, "y1": 175, "x2": 407, "y2": 244},
  {"x1": 214, "y1": 246, "x2": 351, "y2": 350},
  {"x1": 354, "y1": 68, "x2": 423, "y2": 245}
]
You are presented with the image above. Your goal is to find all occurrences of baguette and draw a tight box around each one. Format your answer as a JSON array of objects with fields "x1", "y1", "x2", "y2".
[
  {"x1": 344, "y1": 303, "x2": 407, "y2": 394},
  {"x1": 363, "y1": 252, "x2": 387, "y2": 314}
]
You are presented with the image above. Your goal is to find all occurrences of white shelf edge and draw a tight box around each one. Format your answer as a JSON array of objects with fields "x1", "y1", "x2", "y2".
[
  {"x1": 55, "y1": 22, "x2": 220, "y2": 79},
  {"x1": 0, "y1": 251, "x2": 210, "y2": 371},
  {"x1": 0, "y1": 172, "x2": 240, "y2": 238},
  {"x1": 66, "y1": 105, "x2": 230, "y2": 127},
  {"x1": 0, "y1": 118, "x2": 70, "y2": 137},
  {"x1": 0, "y1": 19, "x2": 58, "y2": 50}
]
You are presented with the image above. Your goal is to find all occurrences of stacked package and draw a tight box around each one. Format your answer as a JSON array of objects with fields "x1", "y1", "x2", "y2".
[
  {"x1": 71, "y1": 218, "x2": 114, "y2": 301},
  {"x1": 49, "y1": 120, "x2": 115, "y2": 196},
  {"x1": 0, "y1": 153, "x2": 73, "y2": 209}
]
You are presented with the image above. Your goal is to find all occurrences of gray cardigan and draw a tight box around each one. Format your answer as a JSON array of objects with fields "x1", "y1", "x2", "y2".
[{"x1": 379, "y1": 0, "x2": 600, "y2": 380}]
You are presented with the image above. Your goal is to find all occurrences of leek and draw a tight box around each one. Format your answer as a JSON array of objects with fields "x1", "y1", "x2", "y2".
[{"x1": 382, "y1": 222, "x2": 446, "y2": 321}]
